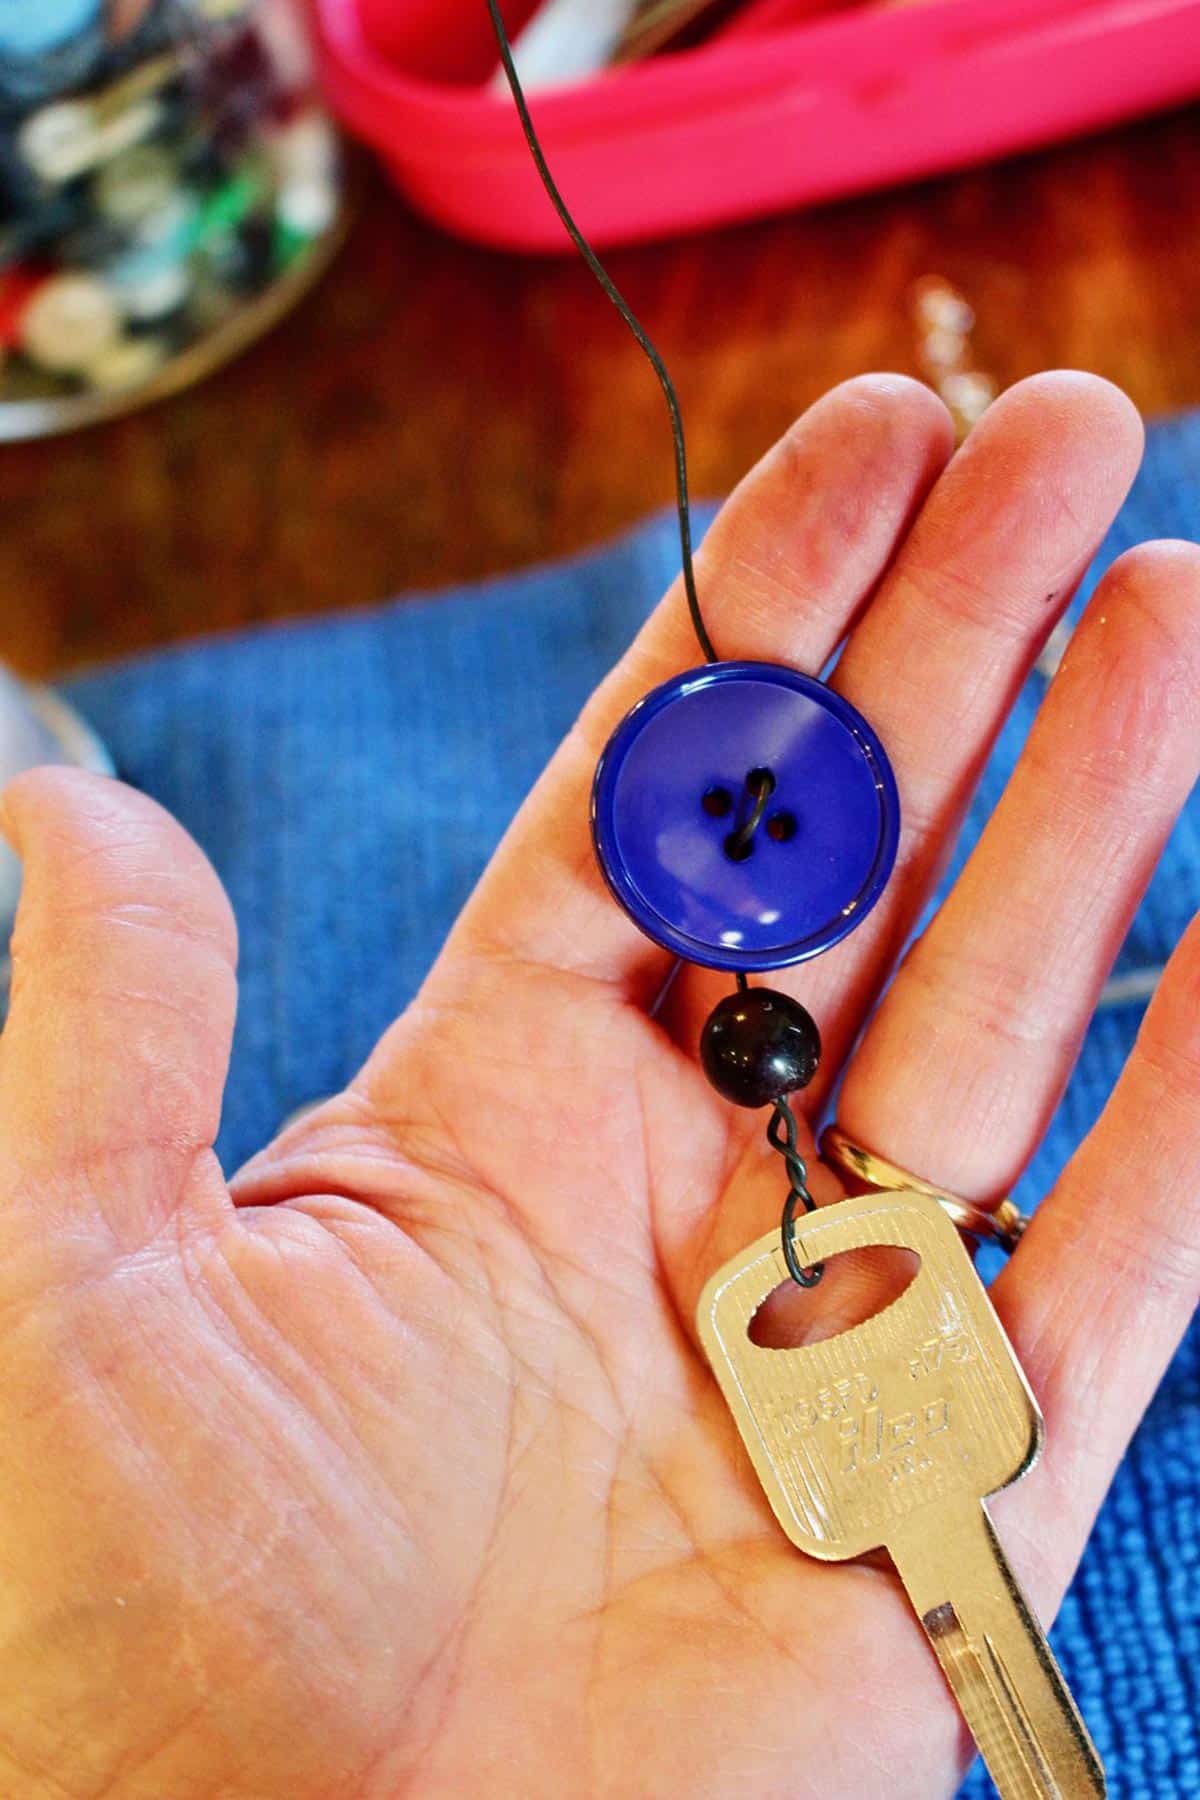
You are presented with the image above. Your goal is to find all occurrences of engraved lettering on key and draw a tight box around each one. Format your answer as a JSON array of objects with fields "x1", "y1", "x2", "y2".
[
  {"x1": 908, "y1": 1329, "x2": 973, "y2": 1380},
  {"x1": 838, "y1": 1399, "x2": 950, "y2": 1474},
  {"x1": 837, "y1": 1404, "x2": 881, "y2": 1472},
  {"x1": 888, "y1": 1409, "x2": 917, "y2": 1452},
  {"x1": 698, "y1": 1189, "x2": 1107, "y2": 1800},
  {"x1": 776, "y1": 1368, "x2": 878, "y2": 1437}
]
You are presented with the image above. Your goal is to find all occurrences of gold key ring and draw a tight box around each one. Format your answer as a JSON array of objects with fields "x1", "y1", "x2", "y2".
[{"x1": 819, "y1": 1125, "x2": 1029, "y2": 1255}]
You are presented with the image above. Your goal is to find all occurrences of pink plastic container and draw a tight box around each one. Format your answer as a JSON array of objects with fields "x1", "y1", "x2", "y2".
[{"x1": 314, "y1": 0, "x2": 1200, "y2": 251}]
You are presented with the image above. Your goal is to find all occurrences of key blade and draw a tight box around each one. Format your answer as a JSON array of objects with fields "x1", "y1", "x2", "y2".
[{"x1": 891, "y1": 1502, "x2": 1105, "y2": 1799}]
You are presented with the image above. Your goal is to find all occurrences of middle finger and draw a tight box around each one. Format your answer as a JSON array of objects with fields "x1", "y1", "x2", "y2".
[{"x1": 667, "y1": 372, "x2": 1144, "y2": 1086}]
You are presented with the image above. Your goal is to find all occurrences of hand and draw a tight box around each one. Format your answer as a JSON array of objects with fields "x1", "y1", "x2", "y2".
[{"x1": 2, "y1": 373, "x2": 1197, "y2": 1800}]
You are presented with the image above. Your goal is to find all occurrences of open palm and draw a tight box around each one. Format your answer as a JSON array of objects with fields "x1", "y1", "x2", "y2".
[{"x1": 2, "y1": 373, "x2": 1198, "y2": 1800}]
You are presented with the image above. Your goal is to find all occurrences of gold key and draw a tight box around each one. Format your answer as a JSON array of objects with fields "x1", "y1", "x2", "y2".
[{"x1": 698, "y1": 1188, "x2": 1105, "y2": 1799}]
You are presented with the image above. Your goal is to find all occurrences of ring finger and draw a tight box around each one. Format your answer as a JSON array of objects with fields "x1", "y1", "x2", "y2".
[{"x1": 835, "y1": 536, "x2": 1200, "y2": 1204}]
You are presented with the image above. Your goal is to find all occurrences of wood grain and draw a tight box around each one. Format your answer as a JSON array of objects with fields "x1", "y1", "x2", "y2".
[{"x1": 4, "y1": 103, "x2": 1200, "y2": 678}]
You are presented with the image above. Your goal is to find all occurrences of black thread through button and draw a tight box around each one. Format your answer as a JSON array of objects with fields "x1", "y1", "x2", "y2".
[{"x1": 724, "y1": 768, "x2": 775, "y2": 861}]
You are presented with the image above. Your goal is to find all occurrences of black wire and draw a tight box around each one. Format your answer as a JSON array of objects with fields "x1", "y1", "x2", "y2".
[
  {"x1": 780, "y1": 1191, "x2": 823, "y2": 1289},
  {"x1": 724, "y1": 768, "x2": 773, "y2": 861},
  {"x1": 768, "y1": 1097, "x2": 824, "y2": 1288},
  {"x1": 481, "y1": 4, "x2": 830, "y2": 1284},
  {"x1": 485, "y1": 0, "x2": 718, "y2": 665}
]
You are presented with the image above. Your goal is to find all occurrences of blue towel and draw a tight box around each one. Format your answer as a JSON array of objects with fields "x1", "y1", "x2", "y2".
[{"x1": 64, "y1": 413, "x2": 1200, "y2": 1799}]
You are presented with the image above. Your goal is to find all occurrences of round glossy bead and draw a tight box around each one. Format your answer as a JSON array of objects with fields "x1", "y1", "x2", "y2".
[
  {"x1": 700, "y1": 989, "x2": 821, "y2": 1108},
  {"x1": 591, "y1": 660, "x2": 900, "y2": 972}
]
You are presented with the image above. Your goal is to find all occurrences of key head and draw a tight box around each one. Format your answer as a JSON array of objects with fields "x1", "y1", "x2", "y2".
[{"x1": 697, "y1": 1190, "x2": 1042, "y2": 1561}]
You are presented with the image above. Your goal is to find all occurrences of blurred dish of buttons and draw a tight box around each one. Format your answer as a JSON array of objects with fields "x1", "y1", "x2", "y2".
[
  {"x1": 592, "y1": 661, "x2": 900, "y2": 972},
  {"x1": 0, "y1": 0, "x2": 350, "y2": 440}
]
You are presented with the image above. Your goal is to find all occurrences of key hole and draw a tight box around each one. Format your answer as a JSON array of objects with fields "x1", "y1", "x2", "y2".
[{"x1": 748, "y1": 1246, "x2": 921, "y2": 1350}]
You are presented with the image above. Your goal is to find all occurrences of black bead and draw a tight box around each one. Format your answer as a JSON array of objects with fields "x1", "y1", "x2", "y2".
[{"x1": 700, "y1": 988, "x2": 821, "y2": 1109}]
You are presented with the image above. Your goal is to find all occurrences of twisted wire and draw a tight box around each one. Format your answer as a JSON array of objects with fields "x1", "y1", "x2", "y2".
[{"x1": 768, "y1": 1096, "x2": 824, "y2": 1287}]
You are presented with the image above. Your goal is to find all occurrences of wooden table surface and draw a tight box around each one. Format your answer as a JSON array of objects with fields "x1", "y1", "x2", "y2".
[{"x1": 4, "y1": 103, "x2": 1200, "y2": 679}]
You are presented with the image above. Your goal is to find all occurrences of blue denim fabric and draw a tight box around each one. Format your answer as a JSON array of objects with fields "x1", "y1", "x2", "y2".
[{"x1": 64, "y1": 412, "x2": 1200, "y2": 1798}]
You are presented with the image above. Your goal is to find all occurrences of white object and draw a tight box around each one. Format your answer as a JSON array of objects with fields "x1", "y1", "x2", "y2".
[
  {"x1": 488, "y1": 0, "x2": 638, "y2": 92},
  {"x1": 1035, "y1": 618, "x2": 1075, "y2": 681},
  {"x1": 19, "y1": 99, "x2": 100, "y2": 185},
  {"x1": 277, "y1": 174, "x2": 339, "y2": 240},
  {"x1": 1099, "y1": 965, "x2": 1164, "y2": 1010}
]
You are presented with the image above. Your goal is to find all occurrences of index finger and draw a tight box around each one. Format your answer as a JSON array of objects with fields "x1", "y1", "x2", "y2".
[{"x1": 440, "y1": 375, "x2": 954, "y2": 997}]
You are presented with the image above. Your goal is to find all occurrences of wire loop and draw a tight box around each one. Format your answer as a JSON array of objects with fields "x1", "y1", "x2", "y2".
[
  {"x1": 769, "y1": 1097, "x2": 824, "y2": 1287},
  {"x1": 724, "y1": 769, "x2": 773, "y2": 861}
]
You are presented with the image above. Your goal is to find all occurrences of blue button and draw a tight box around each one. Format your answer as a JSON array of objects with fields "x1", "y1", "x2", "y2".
[{"x1": 591, "y1": 661, "x2": 900, "y2": 973}]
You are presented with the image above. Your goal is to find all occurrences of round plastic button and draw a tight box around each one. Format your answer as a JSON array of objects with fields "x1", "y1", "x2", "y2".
[
  {"x1": 20, "y1": 271, "x2": 121, "y2": 374},
  {"x1": 591, "y1": 660, "x2": 900, "y2": 973}
]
